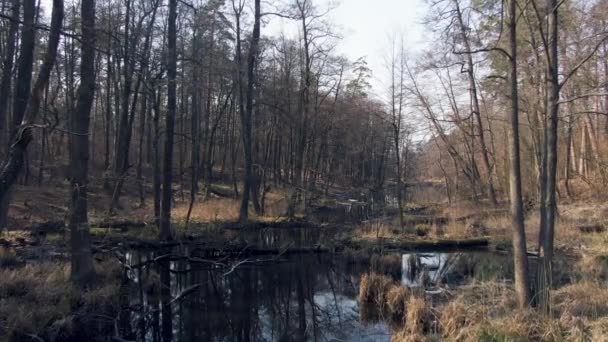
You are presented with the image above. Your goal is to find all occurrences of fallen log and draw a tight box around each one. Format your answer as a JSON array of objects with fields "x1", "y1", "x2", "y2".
[
  {"x1": 346, "y1": 237, "x2": 489, "y2": 252},
  {"x1": 209, "y1": 185, "x2": 236, "y2": 198},
  {"x1": 221, "y1": 219, "x2": 322, "y2": 230},
  {"x1": 92, "y1": 220, "x2": 148, "y2": 229},
  {"x1": 402, "y1": 215, "x2": 449, "y2": 226},
  {"x1": 578, "y1": 224, "x2": 605, "y2": 234}
]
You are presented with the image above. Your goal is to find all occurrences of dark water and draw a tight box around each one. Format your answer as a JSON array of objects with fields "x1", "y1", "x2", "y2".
[{"x1": 121, "y1": 227, "x2": 517, "y2": 342}]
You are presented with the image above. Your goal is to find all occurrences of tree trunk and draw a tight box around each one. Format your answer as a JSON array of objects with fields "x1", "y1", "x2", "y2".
[
  {"x1": 152, "y1": 87, "x2": 162, "y2": 227},
  {"x1": 0, "y1": 0, "x2": 19, "y2": 145},
  {"x1": 508, "y1": 0, "x2": 532, "y2": 309},
  {"x1": 110, "y1": 0, "x2": 133, "y2": 212},
  {"x1": 538, "y1": 0, "x2": 560, "y2": 314},
  {"x1": 185, "y1": 27, "x2": 201, "y2": 229},
  {"x1": 160, "y1": 0, "x2": 177, "y2": 240},
  {"x1": 69, "y1": 0, "x2": 96, "y2": 287},
  {"x1": 238, "y1": 0, "x2": 261, "y2": 223}
]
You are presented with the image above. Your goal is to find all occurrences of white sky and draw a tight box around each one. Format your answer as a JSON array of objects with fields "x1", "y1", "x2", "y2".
[{"x1": 265, "y1": 0, "x2": 429, "y2": 96}]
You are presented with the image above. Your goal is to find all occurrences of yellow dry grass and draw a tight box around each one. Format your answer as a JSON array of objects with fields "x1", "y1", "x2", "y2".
[
  {"x1": 553, "y1": 282, "x2": 608, "y2": 321},
  {"x1": 354, "y1": 222, "x2": 400, "y2": 239},
  {"x1": 358, "y1": 273, "x2": 394, "y2": 306},
  {"x1": 172, "y1": 198, "x2": 240, "y2": 223},
  {"x1": 390, "y1": 296, "x2": 432, "y2": 342},
  {"x1": 386, "y1": 285, "x2": 410, "y2": 325},
  {"x1": 405, "y1": 296, "x2": 429, "y2": 335}
]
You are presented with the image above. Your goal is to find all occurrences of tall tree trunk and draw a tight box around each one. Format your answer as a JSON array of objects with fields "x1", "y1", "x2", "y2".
[
  {"x1": 136, "y1": 87, "x2": 148, "y2": 207},
  {"x1": 238, "y1": 0, "x2": 261, "y2": 222},
  {"x1": 153, "y1": 87, "x2": 162, "y2": 227},
  {"x1": 0, "y1": 0, "x2": 21, "y2": 230},
  {"x1": 538, "y1": 0, "x2": 560, "y2": 314},
  {"x1": 110, "y1": 0, "x2": 133, "y2": 212},
  {"x1": 564, "y1": 107, "x2": 574, "y2": 198},
  {"x1": 160, "y1": 0, "x2": 177, "y2": 240},
  {"x1": 508, "y1": 0, "x2": 531, "y2": 309},
  {"x1": 185, "y1": 28, "x2": 201, "y2": 229},
  {"x1": 69, "y1": 0, "x2": 96, "y2": 287},
  {"x1": 0, "y1": 0, "x2": 19, "y2": 145}
]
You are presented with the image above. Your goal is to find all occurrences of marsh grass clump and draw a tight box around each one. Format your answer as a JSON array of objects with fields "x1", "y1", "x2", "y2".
[
  {"x1": 390, "y1": 296, "x2": 433, "y2": 342},
  {"x1": 386, "y1": 285, "x2": 411, "y2": 326},
  {"x1": 0, "y1": 260, "x2": 121, "y2": 341},
  {"x1": 359, "y1": 273, "x2": 410, "y2": 324},
  {"x1": 406, "y1": 296, "x2": 432, "y2": 335},
  {"x1": 358, "y1": 273, "x2": 394, "y2": 306},
  {"x1": 439, "y1": 298, "x2": 487, "y2": 340}
]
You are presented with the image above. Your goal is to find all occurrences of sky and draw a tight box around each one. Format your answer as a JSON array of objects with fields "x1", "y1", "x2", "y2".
[
  {"x1": 40, "y1": 0, "x2": 430, "y2": 96},
  {"x1": 265, "y1": 0, "x2": 430, "y2": 96}
]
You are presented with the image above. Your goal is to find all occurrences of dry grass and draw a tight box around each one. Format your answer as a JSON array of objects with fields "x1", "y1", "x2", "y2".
[
  {"x1": 0, "y1": 260, "x2": 121, "y2": 340},
  {"x1": 359, "y1": 273, "x2": 418, "y2": 326},
  {"x1": 358, "y1": 273, "x2": 394, "y2": 306},
  {"x1": 589, "y1": 317, "x2": 608, "y2": 341},
  {"x1": 172, "y1": 198, "x2": 240, "y2": 223},
  {"x1": 457, "y1": 281, "x2": 517, "y2": 314},
  {"x1": 553, "y1": 282, "x2": 608, "y2": 321},
  {"x1": 471, "y1": 310, "x2": 564, "y2": 342},
  {"x1": 406, "y1": 296, "x2": 430, "y2": 335},
  {"x1": 440, "y1": 298, "x2": 487, "y2": 340},
  {"x1": 390, "y1": 296, "x2": 432, "y2": 342},
  {"x1": 354, "y1": 222, "x2": 401, "y2": 239},
  {"x1": 384, "y1": 279, "x2": 608, "y2": 341},
  {"x1": 386, "y1": 286, "x2": 411, "y2": 325}
]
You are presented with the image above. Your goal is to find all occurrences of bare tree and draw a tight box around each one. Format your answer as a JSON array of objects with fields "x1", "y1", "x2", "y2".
[
  {"x1": 69, "y1": 0, "x2": 96, "y2": 286},
  {"x1": 160, "y1": 0, "x2": 177, "y2": 240},
  {"x1": 507, "y1": 0, "x2": 532, "y2": 308},
  {"x1": 0, "y1": 0, "x2": 64, "y2": 220},
  {"x1": 238, "y1": 0, "x2": 262, "y2": 222}
]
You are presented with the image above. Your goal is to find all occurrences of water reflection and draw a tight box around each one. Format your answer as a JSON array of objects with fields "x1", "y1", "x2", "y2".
[
  {"x1": 241, "y1": 227, "x2": 340, "y2": 249},
  {"x1": 126, "y1": 252, "x2": 391, "y2": 342},
  {"x1": 401, "y1": 252, "x2": 513, "y2": 288},
  {"x1": 123, "y1": 248, "x2": 513, "y2": 342}
]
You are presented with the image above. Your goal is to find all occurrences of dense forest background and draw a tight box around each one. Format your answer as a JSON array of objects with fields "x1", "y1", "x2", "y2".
[{"x1": 0, "y1": 0, "x2": 608, "y2": 318}]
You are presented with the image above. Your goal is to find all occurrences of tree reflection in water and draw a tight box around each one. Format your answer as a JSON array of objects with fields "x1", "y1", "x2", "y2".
[
  {"x1": 120, "y1": 246, "x2": 513, "y2": 341},
  {"x1": 125, "y1": 250, "x2": 391, "y2": 342}
]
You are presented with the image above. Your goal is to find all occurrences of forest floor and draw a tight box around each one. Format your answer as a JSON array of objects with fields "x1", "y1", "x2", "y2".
[{"x1": 1, "y1": 179, "x2": 608, "y2": 340}]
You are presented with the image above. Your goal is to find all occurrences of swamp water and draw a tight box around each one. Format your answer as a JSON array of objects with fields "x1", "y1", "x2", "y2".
[{"x1": 120, "y1": 228, "x2": 522, "y2": 341}]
